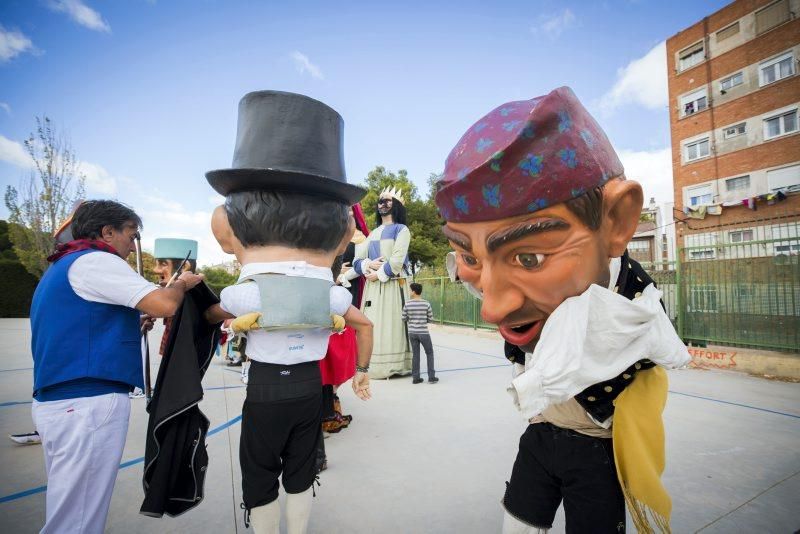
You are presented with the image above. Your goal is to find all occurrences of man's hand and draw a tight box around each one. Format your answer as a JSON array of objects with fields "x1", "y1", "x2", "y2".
[
  {"x1": 140, "y1": 314, "x2": 155, "y2": 333},
  {"x1": 352, "y1": 371, "x2": 371, "y2": 400},
  {"x1": 367, "y1": 257, "x2": 384, "y2": 270},
  {"x1": 231, "y1": 312, "x2": 261, "y2": 333},
  {"x1": 176, "y1": 271, "x2": 205, "y2": 289},
  {"x1": 365, "y1": 270, "x2": 379, "y2": 282}
]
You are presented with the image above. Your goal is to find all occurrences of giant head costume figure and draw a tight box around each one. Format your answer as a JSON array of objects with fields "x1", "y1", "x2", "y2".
[
  {"x1": 435, "y1": 87, "x2": 643, "y2": 354},
  {"x1": 434, "y1": 87, "x2": 689, "y2": 533}
]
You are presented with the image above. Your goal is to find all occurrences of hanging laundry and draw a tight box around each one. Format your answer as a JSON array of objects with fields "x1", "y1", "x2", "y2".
[
  {"x1": 686, "y1": 205, "x2": 708, "y2": 219},
  {"x1": 706, "y1": 204, "x2": 722, "y2": 216}
]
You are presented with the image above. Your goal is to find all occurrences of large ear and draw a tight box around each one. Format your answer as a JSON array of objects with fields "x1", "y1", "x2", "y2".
[
  {"x1": 211, "y1": 204, "x2": 239, "y2": 255},
  {"x1": 602, "y1": 178, "x2": 644, "y2": 258}
]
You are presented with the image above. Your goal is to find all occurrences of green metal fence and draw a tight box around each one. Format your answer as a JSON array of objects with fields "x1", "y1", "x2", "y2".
[
  {"x1": 415, "y1": 221, "x2": 800, "y2": 352},
  {"x1": 676, "y1": 222, "x2": 799, "y2": 352}
]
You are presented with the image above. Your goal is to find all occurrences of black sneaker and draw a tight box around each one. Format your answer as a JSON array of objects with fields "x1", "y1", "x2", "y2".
[
  {"x1": 412, "y1": 378, "x2": 424, "y2": 384},
  {"x1": 428, "y1": 377, "x2": 439, "y2": 384}
]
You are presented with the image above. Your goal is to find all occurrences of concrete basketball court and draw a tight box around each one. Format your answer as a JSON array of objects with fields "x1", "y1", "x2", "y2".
[{"x1": 1, "y1": 318, "x2": 798, "y2": 533}]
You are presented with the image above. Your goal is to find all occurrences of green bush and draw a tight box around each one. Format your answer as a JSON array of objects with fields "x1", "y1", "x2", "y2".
[{"x1": 0, "y1": 260, "x2": 38, "y2": 318}]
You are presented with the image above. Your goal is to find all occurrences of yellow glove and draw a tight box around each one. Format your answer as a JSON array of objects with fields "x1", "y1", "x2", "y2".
[
  {"x1": 331, "y1": 314, "x2": 346, "y2": 333},
  {"x1": 231, "y1": 312, "x2": 262, "y2": 333}
]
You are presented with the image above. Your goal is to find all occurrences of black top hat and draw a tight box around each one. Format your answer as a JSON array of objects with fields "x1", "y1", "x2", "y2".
[{"x1": 206, "y1": 91, "x2": 366, "y2": 205}]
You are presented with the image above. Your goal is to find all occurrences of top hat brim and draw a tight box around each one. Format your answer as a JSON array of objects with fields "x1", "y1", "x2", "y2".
[{"x1": 206, "y1": 168, "x2": 367, "y2": 205}]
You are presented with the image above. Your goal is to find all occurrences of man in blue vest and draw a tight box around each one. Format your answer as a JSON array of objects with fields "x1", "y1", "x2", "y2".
[{"x1": 30, "y1": 199, "x2": 205, "y2": 534}]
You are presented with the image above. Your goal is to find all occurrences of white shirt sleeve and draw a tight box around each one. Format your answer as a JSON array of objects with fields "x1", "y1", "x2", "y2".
[
  {"x1": 68, "y1": 252, "x2": 159, "y2": 308},
  {"x1": 329, "y1": 285, "x2": 353, "y2": 316}
]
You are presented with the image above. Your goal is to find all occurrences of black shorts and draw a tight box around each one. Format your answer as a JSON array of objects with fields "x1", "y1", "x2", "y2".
[
  {"x1": 240, "y1": 360, "x2": 322, "y2": 509},
  {"x1": 503, "y1": 423, "x2": 626, "y2": 533}
]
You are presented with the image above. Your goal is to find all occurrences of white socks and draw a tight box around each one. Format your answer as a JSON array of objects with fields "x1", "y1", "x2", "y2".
[
  {"x1": 285, "y1": 488, "x2": 313, "y2": 534},
  {"x1": 502, "y1": 510, "x2": 549, "y2": 534},
  {"x1": 249, "y1": 499, "x2": 280, "y2": 534},
  {"x1": 250, "y1": 488, "x2": 313, "y2": 534}
]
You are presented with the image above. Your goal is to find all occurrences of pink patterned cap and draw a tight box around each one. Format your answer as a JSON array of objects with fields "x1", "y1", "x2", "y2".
[{"x1": 435, "y1": 87, "x2": 623, "y2": 222}]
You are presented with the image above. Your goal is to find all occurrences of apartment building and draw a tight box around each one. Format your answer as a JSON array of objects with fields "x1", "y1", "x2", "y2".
[{"x1": 666, "y1": 0, "x2": 800, "y2": 260}]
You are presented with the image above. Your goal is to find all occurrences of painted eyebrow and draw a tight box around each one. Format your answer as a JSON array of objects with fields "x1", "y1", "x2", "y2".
[
  {"x1": 486, "y1": 220, "x2": 570, "y2": 253},
  {"x1": 442, "y1": 226, "x2": 472, "y2": 252}
]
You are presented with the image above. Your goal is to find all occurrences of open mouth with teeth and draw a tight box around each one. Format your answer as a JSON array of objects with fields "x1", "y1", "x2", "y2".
[{"x1": 499, "y1": 319, "x2": 545, "y2": 347}]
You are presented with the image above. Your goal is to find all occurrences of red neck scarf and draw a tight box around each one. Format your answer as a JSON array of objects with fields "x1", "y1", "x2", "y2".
[{"x1": 47, "y1": 239, "x2": 120, "y2": 263}]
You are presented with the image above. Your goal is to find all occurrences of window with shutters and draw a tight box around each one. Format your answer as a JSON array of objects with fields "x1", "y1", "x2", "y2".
[
  {"x1": 723, "y1": 122, "x2": 746, "y2": 139},
  {"x1": 720, "y1": 72, "x2": 743, "y2": 92},
  {"x1": 678, "y1": 41, "x2": 704, "y2": 72},
  {"x1": 767, "y1": 164, "x2": 800, "y2": 192},
  {"x1": 716, "y1": 21, "x2": 740, "y2": 42},
  {"x1": 759, "y1": 52, "x2": 795, "y2": 86},
  {"x1": 755, "y1": 0, "x2": 790, "y2": 34},
  {"x1": 680, "y1": 88, "x2": 708, "y2": 117},
  {"x1": 685, "y1": 137, "x2": 710, "y2": 162},
  {"x1": 763, "y1": 109, "x2": 798, "y2": 139},
  {"x1": 687, "y1": 184, "x2": 713, "y2": 206}
]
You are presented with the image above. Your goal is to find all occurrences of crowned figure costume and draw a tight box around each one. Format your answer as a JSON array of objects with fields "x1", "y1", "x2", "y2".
[{"x1": 350, "y1": 187, "x2": 412, "y2": 379}]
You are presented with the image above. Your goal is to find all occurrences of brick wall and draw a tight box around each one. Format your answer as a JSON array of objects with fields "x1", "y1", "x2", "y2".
[{"x1": 666, "y1": 0, "x2": 800, "y2": 238}]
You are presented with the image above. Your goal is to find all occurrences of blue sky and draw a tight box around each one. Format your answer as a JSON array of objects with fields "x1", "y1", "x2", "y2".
[{"x1": 0, "y1": 0, "x2": 731, "y2": 265}]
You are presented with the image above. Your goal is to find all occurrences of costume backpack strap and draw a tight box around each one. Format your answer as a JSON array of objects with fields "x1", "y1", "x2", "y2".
[{"x1": 238, "y1": 274, "x2": 335, "y2": 331}]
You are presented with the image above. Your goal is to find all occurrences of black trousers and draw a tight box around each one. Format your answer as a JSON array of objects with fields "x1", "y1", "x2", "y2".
[
  {"x1": 503, "y1": 423, "x2": 626, "y2": 533},
  {"x1": 240, "y1": 361, "x2": 322, "y2": 509}
]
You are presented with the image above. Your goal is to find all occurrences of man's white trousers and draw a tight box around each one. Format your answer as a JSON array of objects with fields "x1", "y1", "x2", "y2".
[{"x1": 32, "y1": 393, "x2": 130, "y2": 534}]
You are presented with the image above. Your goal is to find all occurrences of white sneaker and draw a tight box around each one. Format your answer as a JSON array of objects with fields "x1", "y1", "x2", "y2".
[
  {"x1": 129, "y1": 388, "x2": 145, "y2": 399},
  {"x1": 9, "y1": 431, "x2": 41, "y2": 445}
]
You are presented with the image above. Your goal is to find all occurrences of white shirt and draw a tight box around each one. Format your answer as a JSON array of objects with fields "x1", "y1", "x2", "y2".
[
  {"x1": 68, "y1": 251, "x2": 159, "y2": 307},
  {"x1": 220, "y1": 261, "x2": 353, "y2": 365}
]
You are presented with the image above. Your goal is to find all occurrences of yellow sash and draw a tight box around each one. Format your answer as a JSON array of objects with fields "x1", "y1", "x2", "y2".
[{"x1": 612, "y1": 366, "x2": 672, "y2": 533}]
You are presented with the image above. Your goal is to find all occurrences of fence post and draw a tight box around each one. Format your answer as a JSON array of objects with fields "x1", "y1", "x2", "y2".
[
  {"x1": 472, "y1": 295, "x2": 478, "y2": 329},
  {"x1": 675, "y1": 248, "x2": 684, "y2": 340},
  {"x1": 439, "y1": 276, "x2": 445, "y2": 325}
]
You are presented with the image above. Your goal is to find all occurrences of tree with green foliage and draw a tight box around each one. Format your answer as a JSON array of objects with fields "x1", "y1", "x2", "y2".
[
  {"x1": 0, "y1": 220, "x2": 39, "y2": 317},
  {"x1": 4, "y1": 116, "x2": 86, "y2": 278},
  {"x1": 200, "y1": 266, "x2": 240, "y2": 296}
]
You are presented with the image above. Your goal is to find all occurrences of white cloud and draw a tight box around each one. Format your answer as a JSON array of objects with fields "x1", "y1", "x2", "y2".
[
  {"x1": 48, "y1": 0, "x2": 111, "y2": 33},
  {"x1": 598, "y1": 41, "x2": 667, "y2": 114},
  {"x1": 532, "y1": 9, "x2": 576, "y2": 38},
  {"x1": 0, "y1": 134, "x2": 117, "y2": 194},
  {"x1": 617, "y1": 146, "x2": 674, "y2": 205},
  {"x1": 0, "y1": 102, "x2": 11, "y2": 115},
  {"x1": 208, "y1": 193, "x2": 225, "y2": 206},
  {"x1": 0, "y1": 135, "x2": 33, "y2": 167},
  {"x1": 290, "y1": 51, "x2": 324, "y2": 80},
  {"x1": 79, "y1": 161, "x2": 118, "y2": 194},
  {"x1": 136, "y1": 193, "x2": 232, "y2": 266},
  {"x1": 0, "y1": 25, "x2": 35, "y2": 62}
]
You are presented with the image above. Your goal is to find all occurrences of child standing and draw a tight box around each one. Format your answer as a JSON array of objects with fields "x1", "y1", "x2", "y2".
[{"x1": 402, "y1": 283, "x2": 438, "y2": 384}]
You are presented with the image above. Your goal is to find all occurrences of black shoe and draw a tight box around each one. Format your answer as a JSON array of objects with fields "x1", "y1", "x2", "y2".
[
  {"x1": 428, "y1": 377, "x2": 439, "y2": 384},
  {"x1": 412, "y1": 378, "x2": 424, "y2": 384},
  {"x1": 227, "y1": 360, "x2": 242, "y2": 367}
]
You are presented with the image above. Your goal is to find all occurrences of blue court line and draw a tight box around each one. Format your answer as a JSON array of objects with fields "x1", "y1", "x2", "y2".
[
  {"x1": 0, "y1": 367, "x2": 33, "y2": 373},
  {"x1": 0, "y1": 414, "x2": 245, "y2": 505},
  {"x1": 667, "y1": 390, "x2": 800, "y2": 420},
  {"x1": 434, "y1": 344, "x2": 507, "y2": 360}
]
